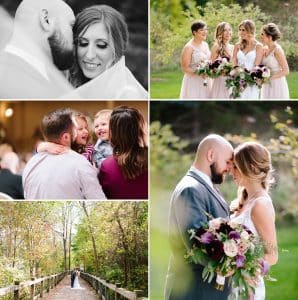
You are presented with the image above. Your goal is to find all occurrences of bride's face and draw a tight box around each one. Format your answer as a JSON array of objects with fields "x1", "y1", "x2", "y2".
[
  {"x1": 231, "y1": 162, "x2": 246, "y2": 186},
  {"x1": 77, "y1": 22, "x2": 114, "y2": 79},
  {"x1": 238, "y1": 26, "x2": 252, "y2": 40}
]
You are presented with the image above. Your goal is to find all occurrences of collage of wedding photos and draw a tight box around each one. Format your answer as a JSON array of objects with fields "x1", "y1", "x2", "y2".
[{"x1": 0, "y1": 0, "x2": 297, "y2": 300}]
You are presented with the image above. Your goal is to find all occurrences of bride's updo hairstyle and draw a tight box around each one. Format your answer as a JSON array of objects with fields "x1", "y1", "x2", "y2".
[
  {"x1": 191, "y1": 20, "x2": 206, "y2": 36},
  {"x1": 262, "y1": 23, "x2": 281, "y2": 41},
  {"x1": 214, "y1": 22, "x2": 232, "y2": 58},
  {"x1": 238, "y1": 19, "x2": 255, "y2": 50},
  {"x1": 70, "y1": 5, "x2": 129, "y2": 87},
  {"x1": 232, "y1": 142, "x2": 274, "y2": 212}
]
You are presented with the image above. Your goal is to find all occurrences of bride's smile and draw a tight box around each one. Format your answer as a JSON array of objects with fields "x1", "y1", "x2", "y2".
[{"x1": 77, "y1": 22, "x2": 114, "y2": 79}]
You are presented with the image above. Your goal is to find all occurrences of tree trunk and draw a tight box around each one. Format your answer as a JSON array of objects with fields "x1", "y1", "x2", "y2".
[{"x1": 81, "y1": 202, "x2": 100, "y2": 275}]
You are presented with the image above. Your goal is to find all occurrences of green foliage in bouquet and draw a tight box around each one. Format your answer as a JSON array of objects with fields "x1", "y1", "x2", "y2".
[{"x1": 185, "y1": 218, "x2": 274, "y2": 298}]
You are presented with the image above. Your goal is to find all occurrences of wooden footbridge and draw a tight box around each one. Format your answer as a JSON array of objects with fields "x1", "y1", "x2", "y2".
[{"x1": 0, "y1": 271, "x2": 147, "y2": 300}]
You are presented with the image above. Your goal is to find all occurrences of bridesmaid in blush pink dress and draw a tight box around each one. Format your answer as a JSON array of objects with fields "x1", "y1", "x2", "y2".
[
  {"x1": 180, "y1": 20, "x2": 211, "y2": 99},
  {"x1": 260, "y1": 23, "x2": 289, "y2": 99},
  {"x1": 210, "y1": 22, "x2": 234, "y2": 99}
]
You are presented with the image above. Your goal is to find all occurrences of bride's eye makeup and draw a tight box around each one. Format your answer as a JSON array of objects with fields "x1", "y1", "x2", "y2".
[
  {"x1": 96, "y1": 41, "x2": 108, "y2": 49},
  {"x1": 78, "y1": 38, "x2": 89, "y2": 47}
]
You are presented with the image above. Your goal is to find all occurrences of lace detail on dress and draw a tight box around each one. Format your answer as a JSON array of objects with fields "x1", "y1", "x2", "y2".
[{"x1": 189, "y1": 42, "x2": 210, "y2": 70}]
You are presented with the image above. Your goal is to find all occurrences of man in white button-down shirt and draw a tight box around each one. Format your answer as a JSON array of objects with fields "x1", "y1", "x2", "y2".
[
  {"x1": 0, "y1": 0, "x2": 75, "y2": 98},
  {"x1": 23, "y1": 108, "x2": 106, "y2": 200}
]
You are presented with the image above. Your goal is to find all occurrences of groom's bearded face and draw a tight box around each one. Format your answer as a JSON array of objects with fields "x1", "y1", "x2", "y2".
[
  {"x1": 48, "y1": 27, "x2": 74, "y2": 70},
  {"x1": 210, "y1": 162, "x2": 224, "y2": 184}
]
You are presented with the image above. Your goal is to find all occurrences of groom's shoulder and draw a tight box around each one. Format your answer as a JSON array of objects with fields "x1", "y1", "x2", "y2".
[{"x1": 173, "y1": 171, "x2": 207, "y2": 195}]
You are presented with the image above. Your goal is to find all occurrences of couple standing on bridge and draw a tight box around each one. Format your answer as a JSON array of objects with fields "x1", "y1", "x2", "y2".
[{"x1": 71, "y1": 268, "x2": 82, "y2": 289}]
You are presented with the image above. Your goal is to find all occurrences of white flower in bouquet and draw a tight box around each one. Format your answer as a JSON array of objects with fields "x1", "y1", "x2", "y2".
[
  {"x1": 209, "y1": 218, "x2": 224, "y2": 230},
  {"x1": 240, "y1": 230, "x2": 250, "y2": 241},
  {"x1": 223, "y1": 239, "x2": 238, "y2": 257}
]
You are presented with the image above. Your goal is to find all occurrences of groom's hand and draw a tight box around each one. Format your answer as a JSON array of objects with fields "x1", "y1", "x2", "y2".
[{"x1": 216, "y1": 268, "x2": 235, "y2": 278}]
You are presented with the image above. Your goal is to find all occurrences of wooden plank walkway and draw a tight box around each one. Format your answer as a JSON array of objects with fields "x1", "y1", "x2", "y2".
[{"x1": 43, "y1": 275, "x2": 98, "y2": 300}]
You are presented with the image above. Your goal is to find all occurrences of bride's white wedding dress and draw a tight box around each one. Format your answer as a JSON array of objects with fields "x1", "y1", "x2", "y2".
[
  {"x1": 73, "y1": 274, "x2": 83, "y2": 289},
  {"x1": 236, "y1": 47, "x2": 260, "y2": 99},
  {"x1": 230, "y1": 195, "x2": 271, "y2": 300}
]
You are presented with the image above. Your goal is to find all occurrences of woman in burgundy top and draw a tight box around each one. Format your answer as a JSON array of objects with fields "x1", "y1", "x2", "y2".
[{"x1": 99, "y1": 106, "x2": 148, "y2": 199}]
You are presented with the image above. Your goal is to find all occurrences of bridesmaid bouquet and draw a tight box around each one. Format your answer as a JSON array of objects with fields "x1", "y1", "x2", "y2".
[
  {"x1": 195, "y1": 61, "x2": 211, "y2": 86},
  {"x1": 185, "y1": 217, "x2": 272, "y2": 298},
  {"x1": 250, "y1": 65, "x2": 271, "y2": 88},
  {"x1": 217, "y1": 57, "x2": 234, "y2": 76},
  {"x1": 225, "y1": 66, "x2": 254, "y2": 99}
]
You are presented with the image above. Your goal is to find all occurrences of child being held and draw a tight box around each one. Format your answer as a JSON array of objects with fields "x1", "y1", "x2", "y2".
[{"x1": 93, "y1": 109, "x2": 113, "y2": 168}]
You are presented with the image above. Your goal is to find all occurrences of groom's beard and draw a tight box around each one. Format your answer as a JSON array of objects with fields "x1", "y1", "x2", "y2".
[
  {"x1": 48, "y1": 28, "x2": 74, "y2": 71},
  {"x1": 210, "y1": 162, "x2": 224, "y2": 184}
]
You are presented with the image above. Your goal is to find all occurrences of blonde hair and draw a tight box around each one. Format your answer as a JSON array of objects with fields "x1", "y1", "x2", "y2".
[
  {"x1": 238, "y1": 20, "x2": 255, "y2": 50},
  {"x1": 214, "y1": 22, "x2": 232, "y2": 58},
  {"x1": 72, "y1": 111, "x2": 93, "y2": 150},
  {"x1": 232, "y1": 142, "x2": 274, "y2": 212},
  {"x1": 94, "y1": 109, "x2": 112, "y2": 120}
]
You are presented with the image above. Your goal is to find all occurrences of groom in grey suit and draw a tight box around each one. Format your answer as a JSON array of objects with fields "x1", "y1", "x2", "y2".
[{"x1": 165, "y1": 134, "x2": 234, "y2": 300}]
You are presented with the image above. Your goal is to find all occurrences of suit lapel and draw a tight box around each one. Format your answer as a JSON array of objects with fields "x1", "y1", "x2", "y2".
[{"x1": 187, "y1": 170, "x2": 230, "y2": 215}]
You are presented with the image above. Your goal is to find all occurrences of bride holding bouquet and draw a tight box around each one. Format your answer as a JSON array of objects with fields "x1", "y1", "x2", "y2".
[
  {"x1": 232, "y1": 20, "x2": 263, "y2": 99},
  {"x1": 229, "y1": 142, "x2": 278, "y2": 299}
]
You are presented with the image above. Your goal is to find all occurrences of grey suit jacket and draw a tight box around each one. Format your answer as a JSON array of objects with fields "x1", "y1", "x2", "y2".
[{"x1": 165, "y1": 169, "x2": 231, "y2": 300}]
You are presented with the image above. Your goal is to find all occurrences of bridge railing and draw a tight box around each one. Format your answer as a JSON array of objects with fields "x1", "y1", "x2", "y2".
[
  {"x1": 80, "y1": 272, "x2": 147, "y2": 300},
  {"x1": 0, "y1": 271, "x2": 67, "y2": 300}
]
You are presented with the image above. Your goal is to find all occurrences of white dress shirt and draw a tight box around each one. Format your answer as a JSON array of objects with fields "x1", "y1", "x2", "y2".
[
  {"x1": 4, "y1": 44, "x2": 49, "y2": 80},
  {"x1": 190, "y1": 166, "x2": 213, "y2": 189},
  {"x1": 23, "y1": 150, "x2": 106, "y2": 199}
]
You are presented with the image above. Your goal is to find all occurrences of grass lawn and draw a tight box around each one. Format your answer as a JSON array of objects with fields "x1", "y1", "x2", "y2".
[
  {"x1": 150, "y1": 69, "x2": 298, "y2": 99},
  {"x1": 150, "y1": 187, "x2": 298, "y2": 300}
]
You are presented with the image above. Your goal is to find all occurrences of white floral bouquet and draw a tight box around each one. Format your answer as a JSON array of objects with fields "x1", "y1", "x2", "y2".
[
  {"x1": 194, "y1": 61, "x2": 210, "y2": 86},
  {"x1": 185, "y1": 217, "x2": 272, "y2": 298}
]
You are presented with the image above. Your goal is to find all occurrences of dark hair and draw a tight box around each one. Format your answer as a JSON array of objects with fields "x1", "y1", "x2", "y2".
[
  {"x1": 70, "y1": 5, "x2": 129, "y2": 87},
  {"x1": 41, "y1": 108, "x2": 74, "y2": 143},
  {"x1": 262, "y1": 23, "x2": 281, "y2": 41},
  {"x1": 110, "y1": 106, "x2": 147, "y2": 180},
  {"x1": 191, "y1": 20, "x2": 206, "y2": 35}
]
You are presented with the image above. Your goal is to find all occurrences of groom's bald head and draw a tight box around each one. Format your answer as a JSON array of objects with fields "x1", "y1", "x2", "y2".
[
  {"x1": 194, "y1": 134, "x2": 233, "y2": 184},
  {"x1": 13, "y1": 0, "x2": 75, "y2": 69}
]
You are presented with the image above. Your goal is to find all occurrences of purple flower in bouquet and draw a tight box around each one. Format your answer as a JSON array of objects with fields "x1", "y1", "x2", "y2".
[
  {"x1": 236, "y1": 255, "x2": 246, "y2": 268},
  {"x1": 242, "y1": 224, "x2": 252, "y2": 235},
  {"x1": 210, "y1": 59, "x2": 221, "y2": 70},
  {"x1": 250, "y1": 65, "x2": 271, "y2": 87},
  {"x1": 201, "y1": 231, "x2": 214, "y2": 244},
  {"x1": 260, "y1": 259, "x2": 270, "y2": 275},
  {"x1": 217, "y1": 222, "x2": 234, "y2": 235},
  {"x1": 206, "y1": 240, "x2": 224, "y2": 261},
  {"x1": 186, "y1": 218, "x2": 275, "y2": 298},
  {"x1": 229, "y1": 231, "x2": 241, "y2": 240}
]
